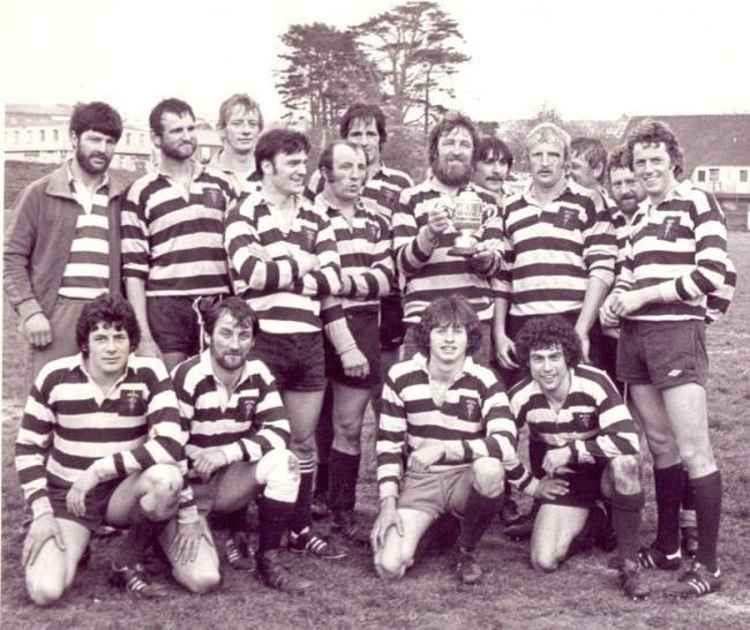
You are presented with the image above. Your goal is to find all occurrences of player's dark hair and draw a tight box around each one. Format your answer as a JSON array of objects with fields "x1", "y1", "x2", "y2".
[
  {"x1": 428, "y1": 111, "x2": 480, "y2": 166},
  {"x1": 254, "y1": 128, "x2": 310, "y2": 175},
  {"x1": 339, "y1": 103, "x2": 387, "y2": 148},
  {"x1": 149, "y1": 98, "x2": 195, "y2": 135},
  {"x1": 76, "y1": 294, "x2": 140, "y2": 358},
  {"x1": 69, "y1": 101, "x2": 123, "y2": 142},
  {"x1": 477, "y1": 135, "x2": 514, "y2": 171},
  {"x1": 571, "y1": 137, "x2": 608, "y2": 184},
  {"x1": 217, "y1": 93, "x2": 264, "y2": 132},
  {"x1": 625, "y1": 119, "x2": 684, "y2": 178},
  {"x1": 415, "y1": 296, "x2": 482, "y2": 359},
  {"x1": 200, "y1": 296, "x2": 259, "y2": 337},
  {"x1": 515, "y1": 316, "x2": 581, "y2": 369},
  {"x1": 607, "y1": 144, "x2": 630, "y2": 180},
  {"x1": 318, "y1": 140, "x2": 365, "y2": 181}
]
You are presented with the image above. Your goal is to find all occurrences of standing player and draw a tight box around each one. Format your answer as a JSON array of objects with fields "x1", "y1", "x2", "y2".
[
  {"x1": 121, "y1": 98, "x2": 236, "y2": 372},
  {"x1": 306, "y1": 104, "x2": 413, "y2": 516},
  {"x1": 15, "y1": 295, "x2": 189, "y2": 605},
  {"x1": 316, "y1": 140, "x2": 395, "y2": 540},
  {"x1": 509, "y1": 316, "x2": 648, "y2": 600},
  {"x1": 224, "y1": 128, "x2": 346, "y2": 559},
  {"x1": 165, "y1": 297, "x2": 311, "y2": 594},
  {"x1": 5, "y1": 102, "x2": 125, "y2": 390},
  {"x1": 494, "y1": 123, "x2": 617, "y2": 385},
  {"x1": 601, "y1": 120, "x2": 729, "y2": 598},
  {"x1": 372, "y1": 297, "x2": 537, "y2": 584},
  {"x1": 473, "y1": 135, "x2": 515, "y2": 208},
  {"x1": 393, "y1": 112, "x2": 504, "y2": 365},
  {"x1": 570, "y1": 137, "x2": 614, "y2": 207},
  {"x1": 211, "y1": 93, "x2": 264, "y2": 195}
]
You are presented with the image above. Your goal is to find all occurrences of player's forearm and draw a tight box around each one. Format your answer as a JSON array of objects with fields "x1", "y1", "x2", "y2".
[
  {"x1": 124, "y1": 278, "x2": 155, "y2": 341},
  {"x1": 576, "y1": 276, "x2": 611, "y2": 333}
]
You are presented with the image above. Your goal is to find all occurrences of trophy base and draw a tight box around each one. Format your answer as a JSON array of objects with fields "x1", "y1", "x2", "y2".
[{"x1": 447, "y1": 245, "x2": 476, "y2": 257}]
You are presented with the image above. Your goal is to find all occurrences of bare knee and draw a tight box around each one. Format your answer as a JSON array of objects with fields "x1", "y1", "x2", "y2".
[
  {"x1": 472, "y1": 457, "x2": 504, "y2": 498},
  {"x1": 139, "y1": 464, "x2": 184, "y2": 521},
  {"x1": 530, "y1": 548, "x2": 560, "y2": 573},
  {"x1": 26, "y1": 572, "x2": 66, "y2": 606},
  {"x1": 334, "y1": 416, "x2": 363, "y2": 452},
  {"x1": 375, "y1": 549, "x2": 409, "y2": 581},
  {"x1": 609, "y1": 455, "x2": 641, "y2": 494},
  {"x1": 176, "y1": 566, "x2": 221, "y2": 594}
]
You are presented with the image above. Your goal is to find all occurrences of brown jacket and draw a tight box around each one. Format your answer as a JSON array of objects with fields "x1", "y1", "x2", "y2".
[{"x1": 4, "y1": 162, "x2": 125, "y2": 322}]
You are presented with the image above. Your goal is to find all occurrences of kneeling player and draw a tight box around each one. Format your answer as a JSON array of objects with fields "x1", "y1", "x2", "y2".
[
  {"x1": 509, "y1": 316, "x2": 648, "y2": 599},
  {"x1": 371, "y1": 296, "x2": 533, "y2": 585},
  {"x1": 15, "y1": 294, "x2": 187, "y2": 605},
  {"x1": 166, "y1": 297, "x2": 310, "y2": 594}
]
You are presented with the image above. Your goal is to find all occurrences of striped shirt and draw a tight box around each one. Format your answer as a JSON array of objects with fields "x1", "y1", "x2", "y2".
[
  {"x1": 224, "y1": 187, "x2": 342, "y2": 334},
  {"x1": 509, "y1": 364, "x2": 640, "y2": 466},
  {"x1": 209, "y1": 150, "x2": 262, "y2": 196},
  {"x1": 614, "y1": 181, "x2": 729, "y2": 322},
  {"x1": 121, "y1": 164, "x2": 236, "y2": 297},
  {"x1": 318, "y1": 196, "x2": 395, "y2": 337},
  {"x1": 499, "y1": 180, "x2": 617, "y2": 317},
  {"x1": 15, "y1": 353, "x2": 194, "y2": 521},
  {"x1": 306, "y1": 163, "x2": 414, "y2": 224},
  {"x1": 59, "y1": 176, "x2": 111, "y2": 299},
  {"x1": 172, "y1": 350, "x2": 290, "y2": 473},
  {"x1": 393, "y1": 179, "x2": 504, "y2": 324},
  {"x1": 377, "y1": 354, "x2": 534, "y2": 499}
]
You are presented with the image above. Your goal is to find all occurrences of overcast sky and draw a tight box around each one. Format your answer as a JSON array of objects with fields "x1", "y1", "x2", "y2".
[{"x1": 3, "y1": 0, "x2": 750, "y2": 126}]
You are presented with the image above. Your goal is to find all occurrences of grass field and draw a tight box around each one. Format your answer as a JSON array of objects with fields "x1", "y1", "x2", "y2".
[{"x1": 2, "y1": 180, "x2": 749, "y2": 628}]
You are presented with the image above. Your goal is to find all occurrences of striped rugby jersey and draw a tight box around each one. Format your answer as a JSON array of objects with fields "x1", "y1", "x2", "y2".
[
  {"x1": 614, "y1": 181, "x2": 729, "y2": 322},
  {"x1": 59, "y1": 177, "x2": 110, "y2": 299},
  {"x1": 318, "y1": 196, "x2": 395, "y2": 336},
  {"x1": 393, "y1": 179, "x2": 504, "y2": 324},
  {"x1": 224, "y1": 187, "x2": 342, "y2": 334},
  {"x1": 498, "y1": 180, "x2": 617, "y2": 317},
  {"x1": 209, "y1": 150, "x2": 262, "y2": 196},
  {"x1": 509, "y1": 364, "x2": 640, "y2": 466},
  {"x1": 121, "y1": 164, "x2": 236, "y2": 297},
  {"x1": 172, "y1": 350, "x2": 290, "y2": 472},
  {"x1": 377, "y1": 353, "x2": 536, "y2": 499},
  {"x1": 15, "y1": 353, "x2": 195, "y2": 521},
  {"x1": 306, "y1": 163, "x2": 414, "y2": 224}
]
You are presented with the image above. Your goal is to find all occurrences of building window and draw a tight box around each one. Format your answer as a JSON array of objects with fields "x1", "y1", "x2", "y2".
[
  {"x1": 40, "y1": 130, "x2": 46, "y2": 142},
  {"x1": 740, "y1": 170, "x2": 748, "y2": 183},
  {"x1": 53, "y1": 129, "x2": 59, "y2": 142},
  {"x1": 126, "y1": 132, "x2": 132, "y2": 145},
  {"x1": 697, "y1": 170, "x2": 706, "y2": 182},
  {"x1": 709, "y1": 168, "x2": 720, "y2": 183},
  {"x1": 15, "y1": 130, "x2": 20, "y2": 144}
]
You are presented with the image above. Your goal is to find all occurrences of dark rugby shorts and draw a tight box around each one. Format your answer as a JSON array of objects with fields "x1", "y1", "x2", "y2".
[
  {"x1": 251, "y1": 331, "x2": 326, "y2": 392},
  {"x1": 617, "y1": 319, "x2": 708, "y2": 390},
  {"x1": 147, "y1": 295, "x2": 203, "y2": 356},
  {"x1": 529, "y1": 439, "x2": 606, "y2": 508},
  {"x1": 380, "y1": 294, "x2": 406, "y2": 351},
  {"x1": 325, "y1": 309, "x2": 382, "y2": 389},
  {"x1": 48, "y1": 479, "x2": 123, "y2": 531}
]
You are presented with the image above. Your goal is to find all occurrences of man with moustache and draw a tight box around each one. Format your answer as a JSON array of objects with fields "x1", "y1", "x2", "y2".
[
  {"x1": 211, "y1": 93, "x2": 264, "y2": 195},
  {"x1": 122, "y1": 98, "x2": 236, "y2": 372},
  {"x1": 494, "y1": 122, "x2": 617, "y2": 386},
  {"x1": 5, "y1": 101, "x2": 126, "y2": 390},
  {"x1": 473, "y1": 135, "x2": 515, "y2": 208},
  {"x1": 393, "y1": 111, "x2": 503, "y2": 365}
]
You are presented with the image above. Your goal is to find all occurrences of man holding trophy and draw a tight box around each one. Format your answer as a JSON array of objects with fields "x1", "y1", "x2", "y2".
[{"x1": 392, "y1": 112, "x2": 504, "y2": 366}]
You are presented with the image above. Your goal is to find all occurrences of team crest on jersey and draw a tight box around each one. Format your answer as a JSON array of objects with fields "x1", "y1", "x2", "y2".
[
  {"x1": 203, "y1": 188, "x2": 225, "y2": 210},
  {"x1": 299, "y1": 226, "x2": 317, "y2": 252},
  {"x1": 573, "y1": 411, "x2": 595, "y2": 430},
  {"x1": 460, "y1": 396, "x2": 480, "y2": 421},
  {"x1": 239, "y1": 397, "x2": 256, "y2": 422},
  {"x1": 120, "y1": 389, "x2": 146, "y2": 416},
  {"x1": 657, "y1": 216, "x2": 680, "y2": 242},
  {"x1": 365, "y1": 221, "x2": 380, "y2": 242},
  {"x1": 554, "y1": 208, "x2": 579, "y2": 230}
]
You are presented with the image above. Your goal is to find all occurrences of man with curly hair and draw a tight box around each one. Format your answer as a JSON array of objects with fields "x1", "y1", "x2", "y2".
[
  {"x1": 509, "y1": 315, "x2": 648, "y2": 600},
  {"x1": 372, "y1": 296, "x2": 537, "y2": 585},
  {"x1": 601, "y1": 119, "x2": 729, "y2": 598}
]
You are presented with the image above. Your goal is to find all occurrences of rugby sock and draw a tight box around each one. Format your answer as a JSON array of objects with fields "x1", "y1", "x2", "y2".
[
  {"x1": 680, "y1": 465, "x2": 697, "y2": 528},
  {"x1": 112, "y1": 520, "x2": 167, "y2": 567},
  {"x1": 329, "y1": 449, "x2": 360, "y2": 513},
  {"x1": 458, "y1": 487, "x2": 501, "y2": 551},
  {"x1": 291, "y1": 458, "x2": 316, "y2": 534},
  {"x1": 690, "y1": 470, "x2": 722, "y2": 573},
  {"x1": 653, "y1": 464, "x2": 683, "y2": 554},
  {"x1": 222, "y1": 508, "x2": 247, "y2": 533},
  {"x1": 611, "y1": 491, "x2": 645, "y2": 562},
  {"x1": 258, "y1": 496, "x2": 294, "y2": 554},
  {"x1": 315, "y1": 463, "x2": 330, "y2": 498},
  {"x1": 314, "y1": 386, "x2": 334, "y2": 497}
]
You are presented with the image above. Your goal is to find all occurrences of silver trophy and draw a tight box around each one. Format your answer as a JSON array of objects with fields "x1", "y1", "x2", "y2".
[{"x1": 448, "y1": 191, "x2": 484, "y2": 256}]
